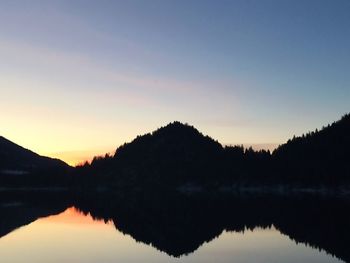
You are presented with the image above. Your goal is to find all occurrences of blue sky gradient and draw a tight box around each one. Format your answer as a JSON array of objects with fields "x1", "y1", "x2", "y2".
[{"x1": 0, "y1": 0, "x2": 349, "y2": 164}]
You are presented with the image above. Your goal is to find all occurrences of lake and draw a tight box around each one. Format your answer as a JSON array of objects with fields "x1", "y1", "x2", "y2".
[{"x1": 0, "y1": 193, "x2": 347, "y2": 263}]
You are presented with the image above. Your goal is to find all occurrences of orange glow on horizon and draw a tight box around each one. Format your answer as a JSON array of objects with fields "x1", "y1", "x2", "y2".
[
  {"x1": 41, "y1": 207, "x2": 113, "y2": 226},
  {"x1": 44, "y1": 144, "x2": 278, "y2": 166},
  {"x1": 45, "y1": 149, "x2": 115, "y2": 166}
]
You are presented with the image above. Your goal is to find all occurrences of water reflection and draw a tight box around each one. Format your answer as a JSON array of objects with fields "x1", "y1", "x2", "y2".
[{"x1": 0, "y1": 192, "x2": 348, "y2": 263}]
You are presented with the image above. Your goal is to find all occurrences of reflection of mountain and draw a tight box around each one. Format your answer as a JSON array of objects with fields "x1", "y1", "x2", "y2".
[
  {"x1": 74, "y1": 193, "x2": 350, "y2": 262},
  {"x1": 1, "y1": 115, "x2": 350, "y2": 262},
  {"x1": 77, "y1": 194, "x2": 231, "y2": 256},
  {"x1": 0, "y1": 191, "x2": 348, "y2": 262},
  {"x1": 0, "y1": 192, "x2": 70, "y2": 238},
  {"x1": 275, "y1": 198, "x2": 350, "y2": 262}
]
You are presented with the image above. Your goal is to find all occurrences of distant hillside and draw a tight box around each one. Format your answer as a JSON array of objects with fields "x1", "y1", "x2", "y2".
[
  {"x1": 78, "y1": 121, "x2": 270, "y2": 189},
  {"x1": 99, "y1": 122, "x2": 224, "y2": 188},
  {"x1": 79, "y1": 114, "x2": 350, "y2": 189},
  {"x1": 0, "y1": 136, "x2": 70, "y2": 179},
  {"x1": 273, "y1": 114, "x2": 350, "y2": 184}
]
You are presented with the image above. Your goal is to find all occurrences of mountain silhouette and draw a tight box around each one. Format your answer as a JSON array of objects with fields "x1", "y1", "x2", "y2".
[
  {"x1": 80, "y1": 121, "x2": 226, "y2": 189},
  {"x1": 2, "y1": 113, "x2": 350, "y2": 188},
  {"x1": 0, "y1": 136, "x2": 69, "y2": 173},
  {"x1": 78, "y1": 114, "x2": 350, "y2": 189},
  {"x1": 0, "y1": 136, "x2": 71, "y2": 187},
  {"x1": 273, "y1": 113, "x2": 350, "y2": 184},
  {"x1": 1, "y1": 116, "x2": 350, "y2": 262}
]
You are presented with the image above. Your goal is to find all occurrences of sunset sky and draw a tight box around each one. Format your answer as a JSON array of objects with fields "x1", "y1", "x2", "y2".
[{"x1": 1, "y1": 0, "x2": 349, "y2": 165}]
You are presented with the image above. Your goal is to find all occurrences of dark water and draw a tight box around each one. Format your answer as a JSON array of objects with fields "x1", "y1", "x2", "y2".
[{"x1": 0, "y1": 191, "x2": 348, "y2": 263}]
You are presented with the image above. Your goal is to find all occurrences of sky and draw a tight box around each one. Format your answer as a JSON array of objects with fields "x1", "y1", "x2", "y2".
[{"x1": 0, "y1": 0, "x2": 349, "y2": 165}]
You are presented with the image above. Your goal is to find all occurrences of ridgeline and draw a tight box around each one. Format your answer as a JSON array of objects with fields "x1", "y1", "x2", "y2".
[
  {"x1": 1, "y1": 113, "x2": 350, "y2": 191},
  {"x1": 76, "y1": 113, "x2": 350, "y2": 191}
]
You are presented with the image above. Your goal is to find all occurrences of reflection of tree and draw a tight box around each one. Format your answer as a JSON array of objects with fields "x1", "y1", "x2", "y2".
[
  {"x1": 74, "y1": 193, "x2": 350, "y2": 262},
  {"x1": 1, "y1": 191, "x2": 348, "y2": 262},
  {"x1": 1, "y1": 115, "x2": 350, "y2": 261}
]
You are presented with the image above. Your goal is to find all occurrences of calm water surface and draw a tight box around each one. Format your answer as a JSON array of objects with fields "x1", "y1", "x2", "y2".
[{"x1": 0, "y1": 207, "x2": 343, "y2": 263}]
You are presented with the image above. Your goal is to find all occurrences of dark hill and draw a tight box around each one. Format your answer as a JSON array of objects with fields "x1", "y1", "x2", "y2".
[
  {"x1": 0, "y1": 136, "x2": 70, "y2": 180},
  {"x1": 114, "y1": 122, "x2": 224, "y2": 187},
  {"x1": 273, "y1": 113, "x2": 350, "y2": 184},
  {"x1": 116, "y1": 121, "x2": 222, "y2": 166},
  {"x1": 85, "y1": 122, "x2": 225, "y2": 189},
  {"x1": 80, "y1": 113, "x2": 350, "y2": 189}
]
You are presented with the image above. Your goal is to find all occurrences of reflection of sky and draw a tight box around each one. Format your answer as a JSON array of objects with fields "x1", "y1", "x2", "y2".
[
  {"x1": 0, "y1": 1, "x2": 349, "y2": 164},
  {"x1": 0, "y1": 207, "x2": 343, "y2": 263}
]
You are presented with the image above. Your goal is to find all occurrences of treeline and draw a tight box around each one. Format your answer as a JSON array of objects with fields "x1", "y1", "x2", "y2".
[
  {"x1": 273, "y1": 113, "x2": 350, "y2": 185},
  {"x1": 3, "y1": 114, "x2": 347, "y2": 189},
  {"x1": 75, "y1": 114, "x2": 350, "y2": 189}
]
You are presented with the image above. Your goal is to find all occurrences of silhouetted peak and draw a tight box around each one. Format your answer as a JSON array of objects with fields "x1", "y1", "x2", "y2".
[
  {"x1": 0, "y1": 135, "x2": 37, "y2": 155},
  {"x1": 0, "y1": 135, "x2": 11, "y2": 143},
  {"x1": 272, "y1": 113, "x2": 350, "y2": 183},
  {"x1": 151, "y1": 121, "x2": 203, "y2": 139},
  {"x1": 157, "y1": 121, "x2": 195, "y2": 131},
  {"x1": 111, "y1": 121, "x2": 223, "y2": 180},
  {"x1": 115, "y1": 121, "x2": 222, "y2": 155},
  {"x1": 0, "y1": 135, "x2": 70, "y2": 172}
]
